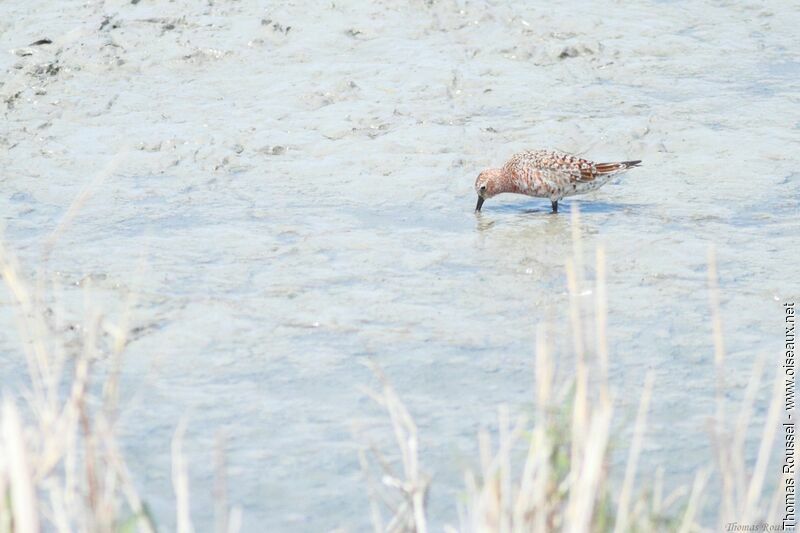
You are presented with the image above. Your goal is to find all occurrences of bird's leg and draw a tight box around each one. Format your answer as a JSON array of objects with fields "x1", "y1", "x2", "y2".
[{"x1": 551, "y1": 200, "x2": 558, "y2": 213}]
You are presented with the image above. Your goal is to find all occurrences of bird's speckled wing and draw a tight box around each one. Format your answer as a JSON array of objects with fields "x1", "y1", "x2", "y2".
[
  {"x1": 498, "y1": 150, "x2": 589, "y2": 198},
  {"x1": 499, "y1": 149, "x2": 640, "y2": 200},
  {"x1": 504, "y1": 150, "x2": 600, "y2": 183}
]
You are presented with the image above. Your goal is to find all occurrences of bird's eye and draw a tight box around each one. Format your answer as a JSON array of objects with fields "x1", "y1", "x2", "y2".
[{"x1": 480, "y1": 185, "x2": 487, "y2": 192}]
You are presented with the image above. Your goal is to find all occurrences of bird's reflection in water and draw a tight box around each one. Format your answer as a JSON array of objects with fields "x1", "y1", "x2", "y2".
[
  {"x1": 474, "y1": 199, "x2": 645, "y2": 236},
  {"x1": 474, "y1": 204, "x2": 570, "y2": 235},
  {"x1": 472, "y1": 203, "x2": 598, "y2": 279}
]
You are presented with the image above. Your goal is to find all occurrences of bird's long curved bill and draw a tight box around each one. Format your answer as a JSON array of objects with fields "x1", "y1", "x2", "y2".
[{"x1": 475, "y1": 196, "x2": 485, "y2": 211}]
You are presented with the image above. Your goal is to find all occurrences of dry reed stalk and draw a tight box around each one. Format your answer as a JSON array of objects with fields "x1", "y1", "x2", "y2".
[
  {"x1": 732, "y1": 354, "x2": 766, "y2": 498},
  {"x1": 358, "y1": 362, "x2": 430, "y2": 533},
  {"x1": 359, "y1": 204, "x2": 787, "y2": 533},
  {"x1": 706, "y1": 247, "x2": 786, "y2": 529},
  {"x1": 510, "y1": 323, "x2": 552, "y2": 533},
  {"x1": 565, "y1": 256, "x2": 589, "y2": 515},
  {"x1": 613, "y1": 372, "x2": 654, "y2": 533},
  {"x1": 594, "y1": 246, "x2": 610, "y2": 404},
  {"x1": 0, "y1": 152, "x2": 239, "y2": 532},
  {"x1": 41, "y1": 151, "x2": 127, "y2": 260},
  {"x1": 2, "y1": 398, "x2": 40, "y2": 533},
  {"x1": 359, "y1": 447, "x2": 387, "y2": 533},
  {"x1": 707, "y1": 247, "x2": 735, "y2": 524},
  {"x1": 677, "y1": 467, "x2": 710, "y2": 533},
  {"x1": 0, "y1": 238, "x2": 161, "y2": 532},
  {"x1": 741, "y1": 363, "x2": 785, "y2": 523},
  {"x1": 215, "y1": 432, "x2": 229, "y2": 533},
  {"x1": 172, "y1": 420, "x2": 194, "y2": 533}
]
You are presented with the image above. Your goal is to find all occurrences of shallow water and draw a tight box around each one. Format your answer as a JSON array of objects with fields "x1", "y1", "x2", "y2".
[{"x1": 1, "y1": 0, "x2": 798, "y2": 530}]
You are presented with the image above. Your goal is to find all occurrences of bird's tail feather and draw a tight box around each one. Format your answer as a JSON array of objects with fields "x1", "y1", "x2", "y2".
[{"x1": 596, "y1": 160, "x2": 642, "y2": 174}]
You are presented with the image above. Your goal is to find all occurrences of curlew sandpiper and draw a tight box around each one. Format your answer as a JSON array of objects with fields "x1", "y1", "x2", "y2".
[{"x1": 474, "y1": 149, "x2": 641, "y2": 213}]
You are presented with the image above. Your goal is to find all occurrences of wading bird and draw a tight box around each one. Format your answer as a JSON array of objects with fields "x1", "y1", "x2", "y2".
[{"x1": 475, "y1": 149, "x2": 641, "y2": 213}]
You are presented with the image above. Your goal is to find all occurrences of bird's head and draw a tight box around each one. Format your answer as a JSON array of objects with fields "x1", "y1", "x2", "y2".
[{"x1": 474, "y1": 168, "x2": 504, "y2": 211}]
